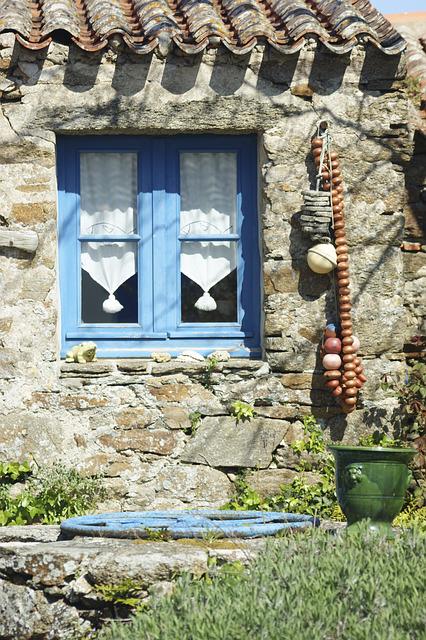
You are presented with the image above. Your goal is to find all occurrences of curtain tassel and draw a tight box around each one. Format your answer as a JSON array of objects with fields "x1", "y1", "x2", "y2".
[
  {"x1": 103, "y1": 293, "x2": 123, "y2": 314},
  {"x1": 195, "y1": 291, "x2": 217, "y2": 312}
]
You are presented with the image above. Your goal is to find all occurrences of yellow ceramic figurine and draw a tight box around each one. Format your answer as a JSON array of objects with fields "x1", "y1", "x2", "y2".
[{"x1": 65, "y1": 342, "x2": 97, "y2": 363}]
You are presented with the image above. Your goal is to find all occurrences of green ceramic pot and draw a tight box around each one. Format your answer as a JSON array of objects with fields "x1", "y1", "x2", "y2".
[{"x1": 328, "y1": 445, "x2": 417, "y2": 534}]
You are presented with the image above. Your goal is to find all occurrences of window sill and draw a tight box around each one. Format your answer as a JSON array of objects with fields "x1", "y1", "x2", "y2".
[{"x1": 59, "y1": 358, "x2": 267, "y2": 379}]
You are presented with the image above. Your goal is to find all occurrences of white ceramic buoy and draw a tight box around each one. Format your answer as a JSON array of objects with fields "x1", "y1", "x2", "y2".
[{"x1": 307, "y1": 243, "x2": 337, "y2": 274}]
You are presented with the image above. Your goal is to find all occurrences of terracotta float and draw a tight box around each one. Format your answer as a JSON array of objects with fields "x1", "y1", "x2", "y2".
[{"x1": 308, "y1": 125, "x2": 366, "y2": 413}]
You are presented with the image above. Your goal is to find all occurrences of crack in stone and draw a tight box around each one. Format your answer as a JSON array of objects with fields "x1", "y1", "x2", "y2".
[{"x1": 0, "y1": 102, "x2": 20, "y2": 138}]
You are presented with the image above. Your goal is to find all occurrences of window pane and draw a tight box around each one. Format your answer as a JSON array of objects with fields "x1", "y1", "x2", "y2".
[
  {"x1": 181, "y1": 241, "x2": 237, "y2": 323},
  {"x1": 81, "y1": 241, "x2": 138, "y2": 323},
  {"x1": 180, "y1": 152, "x2": 237, "y2": 236},
  {"x1": 80, "y1": 153, "x2": 137, "y2": 236}
]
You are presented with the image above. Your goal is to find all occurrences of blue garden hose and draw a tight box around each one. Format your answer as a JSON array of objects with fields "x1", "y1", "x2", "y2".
[{"x1": 61, "y1": 510, "x2": 319, "y2": 539}]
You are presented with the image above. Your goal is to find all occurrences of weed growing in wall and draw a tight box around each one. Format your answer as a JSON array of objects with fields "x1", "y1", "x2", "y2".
[
  {"x1": 95, "y1": 579, "x2": 147, "y2": 611},
  {"x1": 0, "y1": 463, "x2": 106, "y2": 526},
  {"x1": 224, "y1": 414, "x2": 342, "y2": 519},
  {"x1": 230, "y1": 401, "x2": 255, "y2": 425},
  {"x1": 201, "y1": 355, "x2": 219, "y2": 389},
  {"x1": 185, "y1": 411, "x2": 202, "y2": 436}
]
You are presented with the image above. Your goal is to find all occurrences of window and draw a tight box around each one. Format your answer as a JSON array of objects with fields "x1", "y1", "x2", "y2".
[{"x1": 57, "y1": 135, "x2": 261, "y2": 358}]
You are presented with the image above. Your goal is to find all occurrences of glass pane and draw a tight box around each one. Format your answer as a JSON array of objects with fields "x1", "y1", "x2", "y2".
[
  {"x1": 81, "y1": 242, "x2": 138, "y2": 324},
  {"x1": 180, "y1": 152, "x2": 237, "y2": 236},
  {"x1": 80, "y1": 153, "x2": 137, "y2": 236},
  {"x1": 181, "y1": 241, "x2": 237, "y2": 323}
]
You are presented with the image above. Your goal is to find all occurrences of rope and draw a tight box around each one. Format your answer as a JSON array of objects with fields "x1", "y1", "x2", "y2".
[{"x1": 315, "y1": 121, "x2": 339, "y2": 321}]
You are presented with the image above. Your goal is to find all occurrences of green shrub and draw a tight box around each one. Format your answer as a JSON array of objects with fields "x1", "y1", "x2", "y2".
[
  {"x1": 97, "y1": 526, "x2": 426, "y2": 640},
  {"x1": 225, "y1": 415, "x2": 344, "y2": 519},
  {"x1": 223, "y1": 473, "x2": 270, "y2": 512},
  {"x1": 381, "y1": 359, "x2": 425, "y2": 442},
  {"x1": 394, "y1": 501, "x2": 426, "y2": 533},
  {"x1": 0, "y1": 460, "x2": 31, "y2": 482},
  {"x1": 0, "y1": 463, "x2": 106, "y2": 526},
  {"x1": 95, "y1": 579, "x2": 146, "y2": 610},
  {"x1": 358, "y1": 433, "x2": 402, "y2": 448}
]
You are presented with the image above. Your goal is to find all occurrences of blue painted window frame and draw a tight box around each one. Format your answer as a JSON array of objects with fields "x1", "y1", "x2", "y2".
[{"x1": 57, "y1": 135, "x2": 261, "y2": 358}]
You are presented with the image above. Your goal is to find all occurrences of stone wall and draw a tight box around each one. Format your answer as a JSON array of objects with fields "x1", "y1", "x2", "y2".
[
  {"x1": 0, "y1": 33, "x2": 422, "y2": 508},
  {"x1": 0, "y1": 525, "x2": 271, "y2": 639}
]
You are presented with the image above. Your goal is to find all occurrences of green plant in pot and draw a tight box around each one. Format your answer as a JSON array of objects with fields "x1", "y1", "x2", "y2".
[{"x1": 328, "y1": 443, "x2": 417, "y2": 535}]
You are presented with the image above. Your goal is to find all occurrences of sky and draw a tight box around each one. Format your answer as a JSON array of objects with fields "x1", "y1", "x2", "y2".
[{"x1": 373, "y1": 0, "x2": 425, "y2": 13}]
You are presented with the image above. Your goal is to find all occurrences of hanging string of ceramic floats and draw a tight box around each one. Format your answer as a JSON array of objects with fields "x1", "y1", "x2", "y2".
[{"x1": 301, "y1": 123, "x2": 366, "y2": 413}]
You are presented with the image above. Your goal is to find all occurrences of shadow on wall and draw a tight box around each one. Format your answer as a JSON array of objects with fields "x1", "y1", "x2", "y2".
[
  {"x1": 4, "y1": 38, "x2": 402, "y2": 108},
  {"x1": 404, "y1": 129, "x2": 426, "y2": 242},
  {"x1": 1, "y1": 38, "x2": 411, "y2": 438}
]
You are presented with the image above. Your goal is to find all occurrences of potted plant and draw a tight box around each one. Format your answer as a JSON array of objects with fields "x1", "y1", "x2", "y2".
[{"x1": 328, "y1": 443, "x2": 417, "y2": 534}]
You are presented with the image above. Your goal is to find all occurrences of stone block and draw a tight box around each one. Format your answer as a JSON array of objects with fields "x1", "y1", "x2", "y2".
[
  {"x1": 146, "y1": 381, "x2": 223, "y2": 413},
  {"x1": 345, "y1": 202, "x2": 405, "y2": 247},
  {"x1": 349, "y1": 245, "x2": 404, "y2": 297},
  {"x1": 150, "y1": 362, "x2": 203, "y2": 375},
  {"x1": 116, "y1": 360, "x2": 147, "y2": 373},
  {"x1": 21, "y1": 266, "x2": 54, "y2": 302},
  {"x1": 115, "y1": 407, "x2": 155, "y2": 429},
  {"x1": 222, "y1": 360, "x2": 268, "y2": 372},
  {"x1": 60, "y1": 362, "x2": 114, "y2": 376},
  {"x1": 181, "y1": 417, "x2": 288, "y2": 468},
  {"x1": 76, "y1": 454, "x2": 134, "y2": 478},
  {"x1": 352, "y1": 293, "x2": 407, "y2": 355},
  {"x1": 280, "y1": 373, "x2": 324, "y2": 390},
  {"x1": 11, "y1": 202, "x2": 54, "y2": 225},
  {"x1": 86, "y1": 540, "x2": 208, "y2": 587},
  {"x1": 403, "y1": 204, "x2": 424, "y2": 240},
  {"x1": 360, "y1": 358, "x2": 405, "y2": 403},
  {"x1": 99, "y1": 429, "x2": 178, "y2": 456},
  {"x1": 264, "y1": 260, "x2": 299, "y2": 294},
  {"x1": 146, "y1": 382, "x2": 191, "y2": 402},
  {"x1": 0, "y1": 525, "x2": 60, "y2": 544},
  {"x1": 403, "y1": 251, "x2": 426, "y2": 280},
  {"x1": 0, "y1": 315, "x2": 12, "y2": 335},
  {"x1": 161, "y1": 405, "x2": 192, "y2": 430},
  {"x1": 0, "y1": 413, "x2": 72, "y2": 464},
  {"x1": 253, "y1": 405, "x2": 300, "y2": 420},
  {"x1": 215, "y1": 375, "x2": 287, "y2": 406},
  {"x1": 0, "y1": 579, "x2": 54, "y2": 639},
  {"x1": 155, "y1": 464, "x2": 232, "y2": 506},
  {"x1": 274, "y1": 445, "x2": 305, "y2": 470},
  {"x1": 246, "y1": 468, "x2": 321, "y2": 498},
  {"x1": 323, "y1": 398, "x2": 401, "y2": 444},
  {"x1": 59, "y1": 394, "x2": 109, "y2": 410},
  {"x1": 0, "y1": 349, "x2": 16, "y2": 379}
]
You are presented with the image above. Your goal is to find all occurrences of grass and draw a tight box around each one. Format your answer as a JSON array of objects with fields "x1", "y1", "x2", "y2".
[{"x1": 97, "y1": 525, "x2": 426, "y2": 640}]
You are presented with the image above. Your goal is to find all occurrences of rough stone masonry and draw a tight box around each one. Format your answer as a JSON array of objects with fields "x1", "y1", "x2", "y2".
[{"x1": 0, "y1": 31, "x2": 424, "y2": 510}]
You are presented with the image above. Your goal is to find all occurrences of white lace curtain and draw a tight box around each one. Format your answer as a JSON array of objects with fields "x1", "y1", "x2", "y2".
[
  {"x1": 180, "y1": 153, "x2": 237, "y2": 311},
  {"x1": 79, "y1": 151, "x2": 238, "y2": 315},
  {"x1": 80, "y1": 153, "x2": 137, "y2": 314}
]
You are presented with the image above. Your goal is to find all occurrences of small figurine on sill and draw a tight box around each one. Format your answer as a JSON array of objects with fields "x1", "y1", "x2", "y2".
[{"x1": 65, "y1": 342, "x2": 97, "y2": 363}]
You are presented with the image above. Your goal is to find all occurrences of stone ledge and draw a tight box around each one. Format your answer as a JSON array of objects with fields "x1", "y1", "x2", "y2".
[
  {"x1": 0, "y1": 525, "x2": 60, "y2": 544},
  {"x1": 60, "y1": 362, "x2": 115, "y2": 377},
  {"x1": 0, "y1": 528, "x2": 268, "y2": 640},
  {"x1": 60, "y1": 359, "x2": 267, "y2": 379}
]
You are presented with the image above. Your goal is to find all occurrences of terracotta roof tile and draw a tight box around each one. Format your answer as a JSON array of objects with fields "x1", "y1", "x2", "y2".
[
  {"x1": 0, "y1": 0, "x2": 405, "y2": 55},
  {"x1": 397, "y1": 28, "x2": 426, "y2": 88}
]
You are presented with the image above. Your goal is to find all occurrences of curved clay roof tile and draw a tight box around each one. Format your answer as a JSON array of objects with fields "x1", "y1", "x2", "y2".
[{"x1": 0, "y1": 0, "x2": 406, "y2": 55}]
